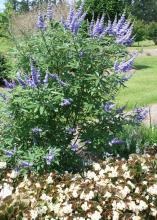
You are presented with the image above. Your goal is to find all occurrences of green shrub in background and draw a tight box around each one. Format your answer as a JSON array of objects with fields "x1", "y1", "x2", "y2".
[
  {"x1": 147, "y1": 22, "x2": 157, "y2": 45},
  {"x1": 77, "y1": 0, "x2": 129, "y2": 21},
  {"x1": 0, "y1": 52, "x2": 11, "y2": 83},
  {"x1": 133, "y1": 20, "x2": 146, "y2": 46},
  {"x1": 0, "y1": 3, "x2": 141, "y2": 174}
]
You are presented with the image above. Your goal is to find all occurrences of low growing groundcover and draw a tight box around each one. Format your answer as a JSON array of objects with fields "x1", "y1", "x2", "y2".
[{"x1": 0, "y1": 153, "x2": 157, "y2": 219}]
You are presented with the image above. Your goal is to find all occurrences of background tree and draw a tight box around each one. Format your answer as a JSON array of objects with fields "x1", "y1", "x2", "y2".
[
  {"x1": 77, "y1": 0, "x2": 131, "y2": 21},
  {"x1": 130, "y1": 0, "x2": 157, "y2": 22}
]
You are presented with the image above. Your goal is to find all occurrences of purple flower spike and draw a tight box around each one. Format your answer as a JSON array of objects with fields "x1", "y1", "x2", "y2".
[
  {"x1": 61, "y1": 98, "x2": 72, "y2": 107},
  {"x1": 85, "y1": 140, "x2": 92, "y2": 145},
  {"x1": 114, "y1": 52, "x2": 137, "y2": 73},
  {"x1": 21, "y1": 161, "x2": 33, "y2": 167},
  {"x1": 47, "y1": 3, "x2": 53, "y2": 20},
  {"x1": 43, "y1": 72, "x2": 49, "y2": 84},
  {"x1": 109, "y1": 138, "x2": 125, "y2": 145},
  {"x1": 31, "y1": 63, "x2": 38, "y2": 86},
  {"x1": 4, "y1": 80, "x2": 16, "y2": 89},
  {"x1": 66, "y1": 127, "x2": 76, "y2": 134},
  {"x1": 17, "y1": 72, "x2": 26, "y2": 88},
  {"x1": 37, "y1": 14, "x2": 46, "y2": 31},
  {"x1": 103, "y1": 102, "x2": 115, "y2": 112},
  {"x1": 3, "y1": 148, "x2": 16, "y2": 158},
  {"x1": 134, "y1": 108, "x2": 148, "y2": 124},
  {"x1": 61, "y1": 2, "x2": 86, "y2": 35},
  {"x1": 45, "y1": 150, "x2": 55, "y2": 165},
  {"x1": 32, "y1": 127, "x2": 42, "y2": 135},
  {"x1": 71, "y1": 143, "x2": 78, "y2": 151}
]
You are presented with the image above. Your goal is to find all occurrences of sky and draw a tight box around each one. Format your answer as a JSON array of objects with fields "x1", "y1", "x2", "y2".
[{"x1": 0, "y1": 0, "x2": 6, "y2": 12}]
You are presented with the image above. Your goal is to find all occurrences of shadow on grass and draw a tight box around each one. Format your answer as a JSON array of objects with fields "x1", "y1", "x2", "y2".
[{"x1": 133, "y1": 64, "x2": 150, "y2": 70}]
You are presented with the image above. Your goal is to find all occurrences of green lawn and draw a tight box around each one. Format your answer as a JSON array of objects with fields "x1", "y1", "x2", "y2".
[
  {"x1": 131, "y1": 40, "x2": 157, "y2": 49},
  {"x1": 117, "y1": 56, "x2": 157, "y2": 110}
]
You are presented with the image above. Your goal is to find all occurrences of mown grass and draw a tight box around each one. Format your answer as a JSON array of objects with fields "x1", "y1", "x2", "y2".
[{"x1": 117, "y1": 56, "x2": 157, "y2": 110}]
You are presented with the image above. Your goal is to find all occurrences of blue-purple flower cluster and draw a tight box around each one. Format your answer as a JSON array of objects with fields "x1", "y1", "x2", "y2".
[
  {"x1": 61, "y1": 98, "x2": 72, "y2": 107},
  {"x1": 4, "y1": 64, "x2": 67, "y2": 89},
  {"x1": 45, "y1": 149, "x2": 55, "y2": 165},
  {"x1": 103, "y1": 102, "x2": 115, "y2": 112},
  {"x1": 88, "y1": 13, "x2": 134, "y2": 46},
  {"x1": 114, "y1": 52, "x2": 137, "y2": 73},
  {"x1": 61, "y1": 1, "x2": 87, "y2": 35},
  {"x1": 37, "y1": 14, "x2": 46, "y2": 31},
  {"x1": 109, "y1": 138, "x2": 125, "y2": 145},
  {"x1": 134, "y1": 107, "x2": 148, "y2": 124}
]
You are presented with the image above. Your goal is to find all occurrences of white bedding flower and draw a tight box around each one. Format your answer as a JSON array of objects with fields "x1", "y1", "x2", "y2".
[
  {"x1": 132, "y1": 216, "x2": 141, "y2": 220},
  {"x1": 138, "y1": 200, "x2": 148, "y2": 211},
  {"x1": 0, "y1": 183, "x2": 13, "y2": 200},
  {"x1": 40, "y1": 193, "x2": 52, "y2": 201},
  {"x1": 30, "y1": 209, "x2": 38, "y2": 219},
  {"x1": 0, "y1": 161, "x2": 7, "y2": 169},
  {"x1": 72, "y1": 190, "x2": 79, "y2": 198},
  {"x1": 93, "y1": 163, "x2": 101, "y2": 171},
  {"x1": 104, "y1": 191, "x2": 112, "y2": 199},
  {"x1": 112, "y1": 210, "x2": 119, "y2": 220},
  {"x1": 147, "y1": 184, "x2": 157, "y2": 195},
  {"x1": 81, "y1": 202, "x2": 90, "y2": 211},
  {"x1": 62, "y1": 203, "x2": 73, "y2": 214},
  {"x1": 86, "y1": 171, "x2": 99, "y2": 181},
  {"x1": 151, "y1": 207, "x2": 157, "y2": 216},
  {"x1": 46, "y1": 175, "x2": 53, "y2": 184},
  {"x1": 89, "y1": 211, "x2": 101, "y2": 220},
  {"x1": 119, "y1": 186, "x2": 130, "y2": 198}
]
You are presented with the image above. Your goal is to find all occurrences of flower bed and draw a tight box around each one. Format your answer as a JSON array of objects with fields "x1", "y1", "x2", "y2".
[{"x1": 0, "y1": 153, "x2": 157, "y2": 219}]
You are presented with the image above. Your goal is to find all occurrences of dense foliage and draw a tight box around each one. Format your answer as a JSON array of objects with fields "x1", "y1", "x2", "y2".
[
  {"x1": 0, "y1": 2, "x2": 144, "y2": 174},
  {"x1": 77, "y1": 0, "x2": 129, "y2": 22},
  {"x1": 133, "y1": 20, "x2": 146, "y2": 45},
  {"x1": 147, "y1": 22, "x2": 157, "y2": 45}
]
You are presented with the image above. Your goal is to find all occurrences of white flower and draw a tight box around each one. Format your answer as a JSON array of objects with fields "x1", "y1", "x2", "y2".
[
  {"x1": 9, "y1": 170, "x2": 18, "y2": 179},
  {"x1": 122, "y1": 163, "x2": 128, "y2": 171},
  {"x1": 30, "y1": 209, "x2": 38, "y2": 219},
  {"x1": 90, "y1": 211, "x2": 101, "y2": 220},
  {"x1": 81, "y1": 202, "x2": 89, "y2": 211},
  {"x1": 97, "y1": 205, "x2": 103, "y2": 213},
  {"x1": 128, "y1": 201, "x2": 138, "y2": 212},
  {"x1": 127, "y1": 181, "x2": 135, "y2": 189},
  {"x1": 151, "y1": 207, "x2": 157, "y2": 216},
  {"x1": 119, "y1": 186, "x2": 130, "y2": 199},
  {"x1": 104, "y1": 191, "x2": 112, "y2": 199},
  {"x1": 80, "y1": 191, "x2": 94, "y2": 201},
  {"x1": 38, "y1": 206, "x2": 48, "y2": 215},
  {"x1": 40, "y1": 193, "x2": 52, "y2": 201},
  {"x1": 138, "y1": 200, "x2": 148, "y2": 211},
  {"x1": 99, "y1": 169, "x2": 105, "y2": 177},
  {"x1": 135, "y1": 187, "x2": 140, "y2": 193},
  {"x1": 0, "y1": 183, "x2": 13, "y2": 200},
  {"x1": 147, "y1": 184, "x2": 157, "y2": 195},
  {"x1": 116, "y1": 201, "x2": 126, "y2": 210},
  {"x1": 86, "y1": 171, "x2": 99, "y2": 181},
  {"x1": 132, "y1": 216, "x2": 141, "y2": 220},
  {"x1": 35, "y1": 183, "x2": 41, "y2": 188},
  {"x1": 62, "y1": 203, "x2": 73, "y2": 214},
  {"x1": 112, "y1": 210, "x2": 119, "y2": 220},
  {"x1": 46, "y1": 175, "x2": 53, "y2": 184},
  {"x1": 72, "y1": 190, "x2": 79, "y2": 198},
  {"x1": 123, "y1": 171, "x2": 131, "y2": 179},
  {"x1": 0, "y1": 161, "x2": 7, "y2": 169},
  {"x1": 93, "y1": 163, "x2": 101, "y2": 171}
]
